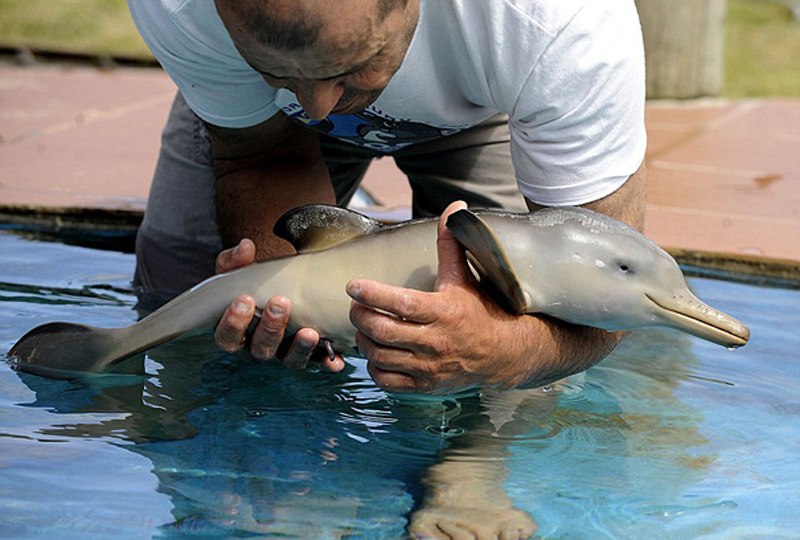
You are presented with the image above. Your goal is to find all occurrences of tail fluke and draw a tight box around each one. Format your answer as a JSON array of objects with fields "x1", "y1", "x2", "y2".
[{"x1": 8, "y1": 322, "x2": 137, "y2": 379}]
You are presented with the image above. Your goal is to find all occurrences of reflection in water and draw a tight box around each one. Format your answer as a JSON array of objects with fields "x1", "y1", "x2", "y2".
[{"x1": 6, "y1": 327, "x2": 710, "y2": 539}]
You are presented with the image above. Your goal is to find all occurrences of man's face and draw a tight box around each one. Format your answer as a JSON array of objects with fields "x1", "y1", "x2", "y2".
[{"x1": 218, "y1": 0, "x2": 419, "y2": 120}]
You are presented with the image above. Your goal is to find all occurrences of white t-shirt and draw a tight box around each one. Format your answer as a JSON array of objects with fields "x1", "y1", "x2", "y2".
[{"x1": 129, "y1": 0, "x2": 646, "y2": 206}]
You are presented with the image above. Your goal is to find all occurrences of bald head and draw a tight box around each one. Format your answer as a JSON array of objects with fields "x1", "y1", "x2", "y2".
[{"x1": 214, "y1": 0, "x2": 409, "y2": 51}]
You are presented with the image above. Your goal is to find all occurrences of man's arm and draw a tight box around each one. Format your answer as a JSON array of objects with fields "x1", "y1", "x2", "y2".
[
  {"x1": 208, "y1": 114, "x2": 335, "y2": 255},
  {"x1": 347, "y1": 164, "x2": 646, "y2": 393},
  {"x1": 206, "y1": 114, "x2": 346, "y2": 371}
]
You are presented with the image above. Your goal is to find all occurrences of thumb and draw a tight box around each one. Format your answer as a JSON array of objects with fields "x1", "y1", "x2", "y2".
[
  {"x1": 435, "y1": 200, "x2": 471, "y2": 290},
  {"x1": 215, "y1": 238, "x2": 256, "y2": 274}
]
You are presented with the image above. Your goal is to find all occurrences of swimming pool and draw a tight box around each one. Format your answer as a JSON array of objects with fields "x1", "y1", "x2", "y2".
[{"x1": 1, "y1": 229, "x2": 798, "y2": 539}]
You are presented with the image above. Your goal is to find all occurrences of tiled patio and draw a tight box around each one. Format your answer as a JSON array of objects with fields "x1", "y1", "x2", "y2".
[{"x1": 1, "y1": 63, "x2": 798, "y2": 275}]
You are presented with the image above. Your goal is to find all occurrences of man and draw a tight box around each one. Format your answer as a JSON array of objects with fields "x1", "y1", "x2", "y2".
[{"x1": 128, "y1": 0, "x2": 647, "y2": 395}]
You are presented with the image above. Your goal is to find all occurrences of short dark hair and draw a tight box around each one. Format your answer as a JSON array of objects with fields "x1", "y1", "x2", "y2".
[
  {"x1": 226, "y1": 0, "x2": 409, "y2": 51},
  {"x1": 245, "y1": 11, "x2": 322, "y2": 50}
]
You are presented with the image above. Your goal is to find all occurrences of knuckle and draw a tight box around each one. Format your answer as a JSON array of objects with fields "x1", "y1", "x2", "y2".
[
  {"x1": 259, "y1": 315, "x2": 287, "y2": 337},
  {"x1": 250, "y1": 339, "x2": 278, "y2": 360},
  {"x1": 437, "y1": 298, "x2": 463, "y2": 322},
  {"x1": 362, "y1": 315, "x2": 396, "y2": 345},
  {"x1": 356, "y1": 334, "x2": 383, "y2": 365},
  {"x1": 215, "y1": 323, "x2": 246, "y2": 350},
  {"x1": 217, "y1": 343, "x2": 241, "y2": 354},
  {"x1": 396, "y1": 291, "x2": 417, "y2": 317},
  {"x1": 433, "y1": 335, "x2": 453, "y2": 357},
  {"x1": 250, "y1": 324, "x2": 284, "y2": 360},
  {"x1": 421, "y1": 329, "x2": 452, "y2": 358},
  {"x1": 418, "y1": 362, "x2": 442, "y2": 389}
]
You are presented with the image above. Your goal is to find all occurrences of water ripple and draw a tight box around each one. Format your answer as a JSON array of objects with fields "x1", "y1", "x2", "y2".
[{"x1": 0, "y1": 281, "x2": 134, "y2": 307}]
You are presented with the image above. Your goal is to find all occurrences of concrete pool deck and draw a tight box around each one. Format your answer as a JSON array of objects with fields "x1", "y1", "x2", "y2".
[{"x1": 1, "y1": 62, "x2": 798, "y2": 278}]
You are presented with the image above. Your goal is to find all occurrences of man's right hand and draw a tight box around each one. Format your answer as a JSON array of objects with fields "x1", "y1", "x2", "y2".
[{"x1": 212, "y1": 238, "x2": 346, "y2": 372}]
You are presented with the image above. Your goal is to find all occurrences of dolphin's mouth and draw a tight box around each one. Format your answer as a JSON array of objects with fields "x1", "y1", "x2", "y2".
[{"x1": 645, "y1": 293, "x2": 750, "y2": 348}]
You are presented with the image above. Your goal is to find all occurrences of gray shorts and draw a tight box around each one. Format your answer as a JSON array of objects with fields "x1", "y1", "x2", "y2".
[{"x1": 134, "y1": 92, "x2": 525, "y2": 304}]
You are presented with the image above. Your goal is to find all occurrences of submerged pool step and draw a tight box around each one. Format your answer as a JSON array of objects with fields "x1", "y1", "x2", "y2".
[{"x1": 0, "y1": 207, "x2": 141, "y2": 253}]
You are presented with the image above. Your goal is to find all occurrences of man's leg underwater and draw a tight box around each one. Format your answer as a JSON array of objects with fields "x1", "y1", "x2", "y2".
[{"x1": 134, "y1": 92, "x2": 223, "y2": 309}]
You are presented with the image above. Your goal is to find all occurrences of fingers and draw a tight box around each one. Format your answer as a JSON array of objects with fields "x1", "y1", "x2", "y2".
[
  {"x1": 215, "y1": 238, "x2": 256, "y2": 274},
  {"x1": 349, "y1": 300, "x2": 430, "y2": 351},
  {"x1": 213, "y1": 240, "x2": 346, "y2": 372},
  {"x1": 361, "y1": 343, "x2": 449, "y2": 394},
  {"x1": 251, "y1": 298, "x2": 346, "y2": 371},
  {"x1": 280, "y1": 327, "x2": 319, "y2": 370},
  {"x1": 259, "y1": 324, "x2": 345, "y2": 373},
  {"x1": 215, "y1": 293, "x2": 347, "y2": 372},
  {"x1": 253, "y1": 319, "x2": 346, "y2": 372},
  {"x1": 214, "y1": 294, "x2": 256, "y2": 352},
  {"x1": 347, "y1": 279, "x2": 437, "y2": 324},
  {"x1": 365, "y1": 361, "x2": 418, "y2": 392},
  {"x1": 250, "y1": 295, "x2": 292, "y2": 359},
  {"x1": 351, "y1": 302, "x2": 453, "y2": 394}
]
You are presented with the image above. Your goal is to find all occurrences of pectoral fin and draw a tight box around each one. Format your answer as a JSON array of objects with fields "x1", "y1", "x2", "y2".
[
  {"x1": 446, "y1": 209, "x2": 529, "y2": 314},
  {"x1": 274, "y1": 204, "x2": 383, "y2": 253}
]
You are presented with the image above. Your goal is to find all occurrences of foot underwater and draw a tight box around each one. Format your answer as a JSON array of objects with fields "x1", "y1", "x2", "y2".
[{"x1": 7, "y1": 205, "x2": 750, "y2": 379}]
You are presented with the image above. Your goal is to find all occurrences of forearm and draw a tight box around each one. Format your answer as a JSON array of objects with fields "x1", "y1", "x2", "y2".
[
  {"x1": 509, "y1": 314, "x2": 624, "y2": 389},
  {"x1": 207, "y1": 118, "x2": 336, "y2": 259}
]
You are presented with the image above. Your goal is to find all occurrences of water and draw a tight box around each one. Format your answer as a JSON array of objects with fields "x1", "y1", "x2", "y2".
[{"x1": 1, "y1": 229, "x2": 798, "y2": 539}]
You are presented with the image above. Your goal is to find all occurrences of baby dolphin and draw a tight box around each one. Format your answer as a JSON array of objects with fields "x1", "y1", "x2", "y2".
[{"x1": 8, "y1": 205, "x2": 749, "y2": 379}]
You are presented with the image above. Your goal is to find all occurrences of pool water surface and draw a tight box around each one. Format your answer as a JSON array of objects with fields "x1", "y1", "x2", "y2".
[{"x1": 1, "y1": 230, "x2": 798, "y2": 539}]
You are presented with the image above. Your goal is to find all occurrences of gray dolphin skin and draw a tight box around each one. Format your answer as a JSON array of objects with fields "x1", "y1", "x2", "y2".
[{"x1": 8, "y1": 205, "x2": 750, "y2": 379}]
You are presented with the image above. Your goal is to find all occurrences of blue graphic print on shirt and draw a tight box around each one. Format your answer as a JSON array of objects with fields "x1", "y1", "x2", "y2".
[{"x1": 280, "y1": 103, "x2": 461, "y2": 153}]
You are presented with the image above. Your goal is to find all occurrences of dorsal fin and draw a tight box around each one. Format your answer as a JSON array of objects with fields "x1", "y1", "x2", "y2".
[
  {"x1": 446, "y1": 209, "x2": 529, "y2": 314},
  {"x1": 274, "y1": 204, "x2": 383, "y2": 253}
]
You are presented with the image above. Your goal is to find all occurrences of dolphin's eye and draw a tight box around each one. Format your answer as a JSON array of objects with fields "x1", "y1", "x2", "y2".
[{"x1": 618, "y1": 263, "x2": 632, "y2": 274}]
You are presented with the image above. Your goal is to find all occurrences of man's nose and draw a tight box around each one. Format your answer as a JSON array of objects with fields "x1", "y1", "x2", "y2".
[{"x1": 294, "y1": 80, "x2": 345, "y2": 120}]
